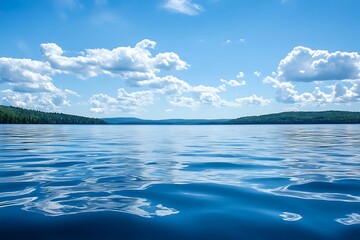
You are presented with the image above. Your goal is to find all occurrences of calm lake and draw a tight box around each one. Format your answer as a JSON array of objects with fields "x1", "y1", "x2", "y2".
[{"x1": 0, "y1": 124, "x2": 359, "y2": 239}]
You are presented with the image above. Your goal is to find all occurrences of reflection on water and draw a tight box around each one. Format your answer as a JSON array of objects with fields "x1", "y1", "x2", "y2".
[
  {"x1": 280, "y1": 212, "x2": 302, "y2": 221},
  {"x1": 0, "y1": 124, "x2": 360, "y2": 235},
  {"x1": 336, "y1": 213, "x2": 360, "y2": 225}
]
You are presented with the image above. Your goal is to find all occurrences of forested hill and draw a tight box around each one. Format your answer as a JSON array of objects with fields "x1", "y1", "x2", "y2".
[
  {"x1": 229, "y1": 111, "x2": 360, "y2": 124},
  {"x1": 0, "y1": 105, "x2": 106, "y2": 124}
]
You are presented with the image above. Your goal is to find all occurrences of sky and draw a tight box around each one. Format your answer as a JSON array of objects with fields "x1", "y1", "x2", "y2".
[{"x1": 0, "y1": 0, "x2": 360, "y2": 119}]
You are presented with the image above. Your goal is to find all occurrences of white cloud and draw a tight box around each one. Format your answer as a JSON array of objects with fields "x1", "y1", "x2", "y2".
[
  {"x1": 236, "y1": 71, "x2": 244, "y2": 78},
  {"x1": 138, "y1": 75, "x2": 191, "y2": 95},
  {"x1": 89, "y1": 93, "x2": 117, "y2": 113},
  {"x1": 89, "y1": 89, "x2": 153, "y2": 113},
  {"x1": 234, "y1": 95, "x2": 271, "y2": 106},
  {"x1": 0, "y1": 57, "x2": 72, "y2": 110},
  {"x1": 254, "y1": 71, "x2": 261, "y2": 77},
  {"x1": 0, "y1": 58, "x2": 55, "y2": 84},
  {"x1": 1, "y1": 89, "x2": 70, "y2": 111},
  {"x1": 180, "y1": 85, "x2": 269, "y2": 109},
  {"x1": 198, "y1": 91, "x2": 225, "y2": 107},
  {"x1": 40, "y1": 40, "x2": 189, "y2": 84},
  {"x1": 10, "y1": 81, "x2": 60, "y2": 94},
  {"x1": 192, "y1": 84, "x2": 221, "y2": 94},
  {"x1": 0, "y1": 39, "x2": 270, "y2": 113},
  {"x1": 163, "y1": 0, "x2": 204, "y2": 16},
  {"x1": 220, "y1": 79, "x2": 246, "y2": 87},
  {"x1": 277, "y1": 46, "x2": 360, "y2": 82},
  {"x1": 194, "y1": 86, "x2": 222, "y2": 105},
  {"x1": 64, "y1": 89, "x2": 80, "y2": 97},
  {"x1": 265, "y1": 46, "x2": 360, "y2": 105},
  {"x1": 264, "y1": 76, "x2": 360, "y2": 104},
  {"x1": 154, "y1": 52, "x2": 189, "y2": 71},
  {"x1": 264, "y1": 76, "x2": 316, "y2": 104},
  {"x1": 170, "y1": 96, "x2": 199, "y2": 109}
]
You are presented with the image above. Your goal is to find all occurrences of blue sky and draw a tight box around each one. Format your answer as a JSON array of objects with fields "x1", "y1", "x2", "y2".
[{"x1": 1, "y1": 0, "x2": 360, "y2": 119}]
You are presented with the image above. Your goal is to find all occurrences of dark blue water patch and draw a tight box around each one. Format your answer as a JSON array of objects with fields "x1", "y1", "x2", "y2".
[
  {"x1": 288, "y1": 179, "x2": 360, "y2": 196},
  {"x1": 0, "y1": 154, "x2": 42, "y2": 160},
  {"x1": 178, "y1": 152, "x2": 285, "y2": 161},
  {"x1": 23, "y1": 161, "x2": 88, "y2": 168},
  {"x1": 43, "y1": 180, "x2": 83, "y2": 187},
  {"x1": 183, "y1": 161, "x2": 283, "y2": 171},
  {"x1": 0, "y1": 148, "x2": 32, "y2": 152},
  {"x1": 145, "y1": 161, "x2": 158, "y2": 165},
  {"x1": 325, "y1": 153, "x2": 357, "y2": 158},
  {"x1": 0, "y1": 181, "x2": 38, "y2": 192},
  {"x1": 0, "y1": 170, "x2": 25, "y2": 178},
  {"x1": 2, "y1": 183, "x2": 358, "y2": 240},
  {"x1": 52, "y1": 161, "x2": 87, "y2": 168}
]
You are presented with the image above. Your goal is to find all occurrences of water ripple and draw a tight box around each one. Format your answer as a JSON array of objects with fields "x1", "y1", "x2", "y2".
[
  {"x1": 336, "y1": 213, "x2": 360, "y2": 225},
  {"x1": 280, "y1": 212, "x2": 302, "y2": 221},
  {"x1": 0, "y1": 124, "x2": 359, "y2": 238}
]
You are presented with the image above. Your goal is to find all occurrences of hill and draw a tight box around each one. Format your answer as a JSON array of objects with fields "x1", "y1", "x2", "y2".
[
  {"x1": 102, "y1": 117, "x2": 229, "y2": 125},
  {"x1": 229, "y1": 111, "x2": 360, "y2": 124},
  {"x1": 0, "y1": 105, "x2": 107, "y2": 124}
]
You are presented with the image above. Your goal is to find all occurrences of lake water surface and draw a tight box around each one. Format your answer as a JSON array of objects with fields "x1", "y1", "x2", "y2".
[{"x1": 0, "y1": 124, "x2": 359, "y2": 239}]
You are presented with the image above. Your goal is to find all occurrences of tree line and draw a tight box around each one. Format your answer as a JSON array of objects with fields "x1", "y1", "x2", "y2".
[
  {"x1": 228, "y1": 111, "x2": 360, "y2": 124},
  {"x1": 0, "y1": 105, "x2": 106, "y2": 124}
]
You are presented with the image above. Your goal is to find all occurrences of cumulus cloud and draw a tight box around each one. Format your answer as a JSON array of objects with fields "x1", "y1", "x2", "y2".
[
  {"x1": 91, "y1": 76, "x2": 270, "y2": 113},
  {"x1": 0, "y1": 58, "x2": 54, "y2": 84},
  {"x1": 218, "y1": 72, "x2": 246, "y2": 91},
  {"x1": 264, "y1": 76, "x2": 315, "y2": 104},
  {"x1": 0, "y1": 39, "x2": 190, "y2": 110},
  {"x1": 198, "y1": 91, "x2": 225, "y2": 107},
  {"x1": 138, "y1": 75, "x2": 191, "y2": 94},
  {"x1": 220, "y1": 79, "x2": 246, "y2": 87},
  {"x1": 0, "y1": 57, "x2": 72, "y2": 110},
  {"x1": 234, "y1": 95, "x2": 271, "y2": 106},
  {"x1": 0, "y1": 39, "x2": 270, "y2": 113},
  {"x1": 89, "y1": 88, "x2": 153, "y2": 113},
  {"x1": 277, "y1": 46, "x2": 360, "y2": 82},
  {"x1": 264, "y1": 76, "x2": 360, "y2": 105},
  {"x1": 265, "y1": 46, "x2": 360, "y2": 105},
  {"x1": 154, "y1": 52, "x2": 189, "y2": 71},
  {"x1": 1, "y1": 89, "x2": 70, "y2": 111},
  {"x1": 168, "y1": 84, "x2": 269, "y2": 110},
  {"x1": 170, "y1": 96, "x2": 199, "y2": 109},
  {"x1": 163, "y1": 0, "x2": 203, "y2": 16},
  {"x1": 41, "y1": 40, "x2": 189, "y2": 82}
]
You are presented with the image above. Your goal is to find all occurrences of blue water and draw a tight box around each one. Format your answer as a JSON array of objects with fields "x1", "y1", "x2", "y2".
[{"x1": 0, "y1": 124, "x2": 359, "y2": 239}]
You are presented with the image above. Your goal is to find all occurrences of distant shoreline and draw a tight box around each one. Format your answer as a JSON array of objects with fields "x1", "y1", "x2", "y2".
[
  {"x1": 1, "y1": 105, "x2": 360, "y2": 125},
  {"x1": 103, "y1": 111, "x2": 360, "y2": 125}
]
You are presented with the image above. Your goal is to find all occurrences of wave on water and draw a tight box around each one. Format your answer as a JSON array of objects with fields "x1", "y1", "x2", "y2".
[{"x1": 0, "y1": 124, "x2": 360, "y2": 239}]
